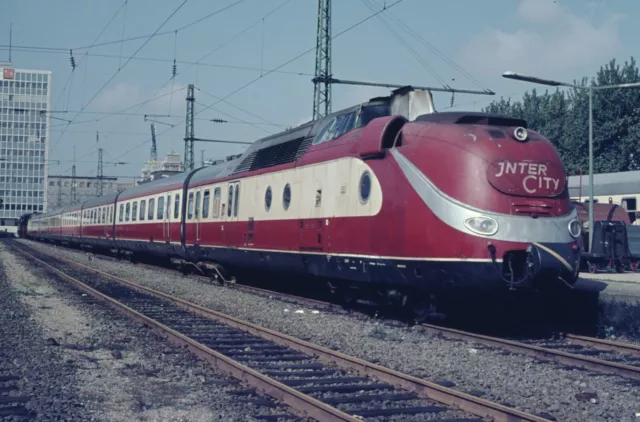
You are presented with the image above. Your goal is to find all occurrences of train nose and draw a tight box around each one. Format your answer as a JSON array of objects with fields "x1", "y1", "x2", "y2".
[
  {"x1": 491, "y1": 241, "x2": 580, "y2": 290},
  {"x1": 528, "y1": 241, "x2": 581, "y2": 288}
]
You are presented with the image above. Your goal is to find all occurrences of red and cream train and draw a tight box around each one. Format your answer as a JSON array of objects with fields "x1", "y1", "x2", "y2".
[{"x1": 21, "y1": 87, "x2": 583, "y2": 318}]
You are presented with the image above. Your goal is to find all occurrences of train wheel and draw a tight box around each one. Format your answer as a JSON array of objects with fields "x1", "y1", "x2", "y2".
[{"x1": 406, "y1": 294, "x2": 440, "y2": 325}]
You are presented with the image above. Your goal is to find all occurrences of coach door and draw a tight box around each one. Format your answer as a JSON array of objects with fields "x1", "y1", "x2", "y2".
[
  {"x1": 162, "y1": 193, "x2": 172, "y2": 243},
  {"x1": 194, "y1": 188, "x2": 203, "y2": 245},
  {"x1": 224, "y1": 181, "x2": 240, "y2": 247}
]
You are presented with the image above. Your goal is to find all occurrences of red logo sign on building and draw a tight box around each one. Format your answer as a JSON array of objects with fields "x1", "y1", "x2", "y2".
[{"x1": 3, "y1": 68, "x2": 15, "y2": 80}]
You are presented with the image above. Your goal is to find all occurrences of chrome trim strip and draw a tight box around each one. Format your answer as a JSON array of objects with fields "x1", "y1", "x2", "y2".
[{"x1": 391, "y1": 149, "x2": 577, "y2": 243}]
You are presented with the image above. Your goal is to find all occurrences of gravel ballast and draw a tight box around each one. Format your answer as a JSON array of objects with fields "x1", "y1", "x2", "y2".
[
  {"x1": 1, "y1": 241, "x2": 296, "y2": 421},
  {"x1": 19, "y1": 239, "x2": 640, "y2": 422}
]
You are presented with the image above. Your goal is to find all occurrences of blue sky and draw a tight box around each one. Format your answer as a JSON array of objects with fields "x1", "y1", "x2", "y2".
[{"x1": 1, "y1": 0, "x2": 637, "y2": 179}]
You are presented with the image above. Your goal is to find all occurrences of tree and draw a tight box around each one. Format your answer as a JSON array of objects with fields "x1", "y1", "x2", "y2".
[{"x1": 483, "y1": 56, "x2": 640, "y2": 175}]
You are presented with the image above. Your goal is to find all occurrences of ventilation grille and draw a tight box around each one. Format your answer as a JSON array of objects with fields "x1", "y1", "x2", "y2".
[
  {"x1": 511, "y1": 201, "x2": 552, "y2": 216},
  {"x1": 233, "y1": 137, "x2": 311, "y2": 174}
]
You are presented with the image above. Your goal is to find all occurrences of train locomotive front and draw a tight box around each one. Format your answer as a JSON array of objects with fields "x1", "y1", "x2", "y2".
[{"x1": 382, "y1": 111, "x2": 582, "y2": 300}]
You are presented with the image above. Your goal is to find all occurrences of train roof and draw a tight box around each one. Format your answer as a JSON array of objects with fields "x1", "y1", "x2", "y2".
[
  {"x1": 82, "y1": 191, "x2": 119, "y2": 208},
  {"x1": 117, "y1": 171, "x2": 190, "y2": 200},
  {"x1": 568, "y1": 170, "x2": 640, "y2": 197}
]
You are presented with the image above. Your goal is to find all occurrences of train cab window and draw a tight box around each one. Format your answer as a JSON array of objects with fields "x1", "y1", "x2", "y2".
[
  {"x1": 157, "y1": 196, "x2": 165, "y2": 220},
  {"x1": 125, "y1": 203, "x2": 131, "y2": 222},
  {"x1": 233, "y1": 185, "x2": 239, "y2": 217},
  {"x1": 173, "y1": 194, "x2": 180, "y2": 219},
  {"x1": 132, "y1": 202, "x2": 138, "y2": 222},
  {"x1": 139, "y1": 200, "x2": 146, "y2": 221},
  {"x1": 148, "y1": 198, "x2": 155, "y2": 220},
  {"x1": 119, "y1": 204, "x2": 124, "y2": 222},
  {"x1": 187, "y1": 192, "x2": 194, "y2": 220},
  {"x1": 227, "y1": 186, "x2": 233, "y2": 217},
  {"x1": 203, "y1": 190, "x2": 210, "y2": 218},
  {"x1": 357, "y1": 103, "x2": 391, "y2": 127},
  {"x1": 195, "y1": 192, "x2": 201, "y2": 219},
  {"x1": 213, "y1": 188, "x2": 221, "y2": 218},
  {"x1": 312, "y1": 112, "x2": 357, "y2": 145}
]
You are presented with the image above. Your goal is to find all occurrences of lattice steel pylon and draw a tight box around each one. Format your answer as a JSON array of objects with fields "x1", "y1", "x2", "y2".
[
  {"x1": 312, "y1": 0, "x2": 332, "y2": 120},
  {"x1": 96, "y1": 148, "x2": 104, "y2": 197},
  {"x1": 184, "y1": 84, "x2": 195, "y2": 171},
  {"x1": 70, "y1": 146, "x2": 77, "y2": 204}
]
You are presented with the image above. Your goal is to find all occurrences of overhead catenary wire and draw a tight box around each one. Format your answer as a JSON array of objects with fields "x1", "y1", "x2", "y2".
[
  {"x1": 359, "y1": 0, "x2": 448, "y2": 88},
  {"x1": 107, "y1": 0, "x2": 405, "y2": 164},
  {"x1": 368, "y1": 0, "x2": 491, "y2": 93}
]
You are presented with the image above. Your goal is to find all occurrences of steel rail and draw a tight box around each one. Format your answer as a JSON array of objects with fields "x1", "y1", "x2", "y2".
[
  {"x1": 417, "y1": 324, "x2": 640, "y2": 381},
  {"x1": 11, "y1": 245, "x2": 362, "y2": 422},
  {"x1": 14, "y1": 242, "x2": 550, "y2": 422},
  {"x1": 565, "y1": 334, "x2": 640, "y2": 358}
]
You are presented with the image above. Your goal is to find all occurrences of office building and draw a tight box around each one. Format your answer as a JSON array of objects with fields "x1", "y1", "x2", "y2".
[
  {"x1": 0, "y1": 62, "x2": 51, "y2": 231},
  {"x1": 47, "y1": 175, "x2": 136, "y2": 208}
]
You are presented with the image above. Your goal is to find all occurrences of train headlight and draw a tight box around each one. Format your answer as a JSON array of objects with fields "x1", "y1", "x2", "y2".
[
  {"x1": 568, "y1": 219, "x2": 582, "y2": 238},
  {"x1": 464, "y1": 216, "x2": 499, "y2": 236},
  {"x1": 513, "y1": 127, "x2": 528, "y2": 142}
]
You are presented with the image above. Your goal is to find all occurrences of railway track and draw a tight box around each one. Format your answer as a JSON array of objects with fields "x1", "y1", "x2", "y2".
[
  {"x1": 9, "y1": 240, "x2": 552, "y2": 422},
  {"x1": 0, "y1": 371, "x2": 32, "y2": 418},
  {"x1": 20, "y1": 240, "x2": 640, "y2": 383}
]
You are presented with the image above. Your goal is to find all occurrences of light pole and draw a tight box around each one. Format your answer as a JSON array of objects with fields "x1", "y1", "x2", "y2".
[{"x1": 502, "y1": 71, "x2": 640, "y2": 253}]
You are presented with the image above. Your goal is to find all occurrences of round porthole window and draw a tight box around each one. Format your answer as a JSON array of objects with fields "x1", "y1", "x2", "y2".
[
  {"x1": 265, "y1": 186, "x2": 272, "y2": 211},
  {"x1": 359, "y1": 171, "x2": 371, "y2": 203},
  {"x1": 283, "y1": 183, "x2": 291, "y2": 210}
]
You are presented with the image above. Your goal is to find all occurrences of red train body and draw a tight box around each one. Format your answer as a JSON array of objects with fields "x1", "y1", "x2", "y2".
[{"x1": 23, "y1": 87, "x2": 582, "y2": 317}]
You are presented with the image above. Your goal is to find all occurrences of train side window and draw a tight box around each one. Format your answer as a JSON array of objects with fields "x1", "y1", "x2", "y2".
[
  {"x1": 132, "y1": 202, "x2": 138, "y2": 221},
  {"x1": 195, "y1": 192, "x2": 201, "y2": 219},
  {"x1": 119, "y1": 204, "x2": 124, "y2": 222},
  {"x1": 173, "y1": 194, "x2": 180, "y2": 219},
  {"x1": 102, "y1": 207, "x2": 106, "y2": 224},
  {"x1": 227, "y1": 185, "x2": 233, "y2": 217},
  {"x1": 203, "y1": 190, "x2": 210, "y2": 218},
  {"x1": 233, "y1": 185, "x2": 239, "y2": 217},
  {"x1": 188, "y1": 192, "x2": 194, "y2": 220},
  {"x1": 622, "y1": 197, "x2": 636, "y2": 211},
  {"x1": 139, "y1": 200, "x2": 146, "y2": 221},
  {"x1": 213, "y1": 188, "x2": 221, "y2": 218},
  {"x1": 148, "y1": 198, "x2": 155, "y2": 220},
  {"x1": 166, "y1": 195, "x2": 171, "y2": 220},
  {"x1": 283, "y1": 183, "x2": 291, "y2": 210},
  {"x1": 125, "y1": 203, "x2": 131, "y2": 222},
  {"x1": 157, "y1": 196, "x2": 165, "y2": 220}
]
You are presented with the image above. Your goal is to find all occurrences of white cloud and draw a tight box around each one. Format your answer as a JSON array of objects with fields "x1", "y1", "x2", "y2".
[
  {"x1": 92, "y1": 82, "x2": 142, "y2": 111},
  {"x1": 458, "y1": 0, "x2": 624, "y2": 78}
]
